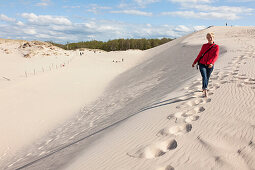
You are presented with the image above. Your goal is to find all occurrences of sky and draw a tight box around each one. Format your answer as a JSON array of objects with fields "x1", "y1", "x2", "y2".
[{"x1": 0, "y1": 0, "x2": 254, "y2": 43}]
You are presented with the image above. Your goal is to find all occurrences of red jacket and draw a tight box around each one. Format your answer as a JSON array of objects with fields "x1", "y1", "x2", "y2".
[{"x1": 193, "y1": 43, "x2": 219, "y2": 65}]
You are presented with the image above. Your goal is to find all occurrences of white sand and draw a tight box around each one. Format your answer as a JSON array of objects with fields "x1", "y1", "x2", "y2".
[
  {"x1": 63, "y1": 26, "x2": 255, "y2": 170},
  {"x1": 1, "y1": 26, "x2": 255, "y2": 170},
  {"x1": 0, "y1": 40, "x2": 145, "y2": 167}
]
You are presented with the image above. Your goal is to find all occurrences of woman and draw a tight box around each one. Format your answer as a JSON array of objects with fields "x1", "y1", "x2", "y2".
[{"x1": 192, "y1": 33, "x2": 219, "y2": 97}]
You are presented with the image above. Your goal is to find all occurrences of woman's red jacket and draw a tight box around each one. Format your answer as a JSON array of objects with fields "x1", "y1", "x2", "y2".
[{"x1": 193, "y1": 43, "x2": 219, "y2": 65}]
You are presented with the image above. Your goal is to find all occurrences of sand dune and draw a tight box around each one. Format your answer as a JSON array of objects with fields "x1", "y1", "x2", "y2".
[
  {"x1": 1, "y1": 26, "x2": 255, "y2": 170},
  {"x1": 0, "y1": 40, "x2": 145, "y2": 169}
]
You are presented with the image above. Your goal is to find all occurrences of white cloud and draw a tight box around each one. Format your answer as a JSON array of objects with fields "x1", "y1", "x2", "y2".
[
  {"x1": 166, "y1": 0, "x2": 254, "y2": 20},
  {"x1": 193, "y1": 25, "x2": 206, "y2": 31},
  {"x1": 162, "y1": 10, "x2": 240, "y2": 20},
  {"x1": 170, "y1": 0, "x2": 212, "y2": 3},
  {"x1": 182, "y1": 4, "x2": 253, "y2": 13},
  {"x1": 0, "y1": 14, "x2": 16, "y2": 22},
  {"x1": 35, "y1": 34, "x2": 52, "y2": 38},
  {"x1": 36, "y1": 2, "x2": 48, "y2": 6},
  {"x1": 174, "y1": 25, "x2": 192, "y2": 32},
  {"x1": 226, "y1": 0, "x2": 254, "y2": 2},
  {"x1": 21, "y1": 13, "x2": 72, "y2": 25},
  {"x1": 0, "y1": 13, "x2": 205, "y2": 43},
  {"x1": 86, "y1": 4, "x2": 111, "y2": 14},
  {"x1": 134, "y1": 0, "x2": 161, "y2": 7},
  {"x1": 110, "y1": 10, "x2": 153, "y2": 16},
  {"x1": 16, "y1": 21, "x2": 25, "y2": 26},
  {"x1": 23, "y1": 28, "x2": 37, "y2": 35},
  {"x1": 36, "y1": 0, "x2": 50, "y2": 6},
  {"x1": 163, "y1": 3, "x2": 254, "y2": 20},
  {"x1": 118, "y1": 0, "x2": 160, "y2": 9},
  {"x1": 63, "y1": 6, "x2": 81, "y2": 9}
]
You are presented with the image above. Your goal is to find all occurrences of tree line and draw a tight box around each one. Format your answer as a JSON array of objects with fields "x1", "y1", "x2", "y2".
[{"x1": 47, "y1": 38, "x2": 173, "y2": 51}]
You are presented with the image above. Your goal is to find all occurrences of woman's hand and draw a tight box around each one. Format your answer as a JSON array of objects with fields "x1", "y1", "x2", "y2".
[
  {"x1": 192, "y1": 63, "x2": 195, "y2": 67},
  {"x1": 208, "y1": 64, "x2": 213, "y2": 68}
]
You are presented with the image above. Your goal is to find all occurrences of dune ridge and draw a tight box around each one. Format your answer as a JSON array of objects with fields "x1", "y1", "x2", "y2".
[{"x1": 61, "y1": 26, "x2": 255, "y2": 170}]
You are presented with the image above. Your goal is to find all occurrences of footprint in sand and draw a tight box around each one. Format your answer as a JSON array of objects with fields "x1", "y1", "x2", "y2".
[
  {"x1": 212, "y1": 71, "x2": 220, "y2": 76},
  {"x1": 208, "y1": 84, "x2": 220, "y2": 91},
  {"x1": 158, "y1": 123, "x2": 192, "y2": 136},
  {"x1": 219, "y1": 74, "x2": 229, "y2": 80},
  {"x1": 237, "y1": 83, "x2": 245, "y2": 87},
  {"x1": 220, "y1": 81, "x2": 229, "y2": 84},
  {"x1": 176, "y1": 98, "x2": 211, "y2": 109},
  {"x1": 210, "y1": 76, "x2": 220, "y2": 80},
  {"x1": 168, "y1": 107, "x2": 205, "y2": 123},
  {"x1": 234, "y1": 76, "x2": 249, "y2": 80},
  {"x1": 156, "y1": 165, "x2": 175, "y2": 170},
  {"x1": 185, "y1": 115, "x2": 200, "y2": 123},
  {"x1": 231, "y1": 72, "x2": 238, "y2": 76},
  {"x1": 244, "y1": 78, "x2": 255, "y2": 85},
  {"x1": 128, "y1": 138, "x2": 177, "y2": 159},
  {"x1": 183, "y1": 106, "x2": 205, "y2": 116}
]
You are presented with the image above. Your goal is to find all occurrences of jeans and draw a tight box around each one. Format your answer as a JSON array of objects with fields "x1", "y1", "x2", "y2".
[{"x1": 199, "y1": 63, "x2": 214, "y2": 90}]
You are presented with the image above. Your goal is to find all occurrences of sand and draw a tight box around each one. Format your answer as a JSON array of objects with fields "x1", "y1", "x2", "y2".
[
  {"x1": 0, "y1": 40, "x2": 145, "y2": 169},
  {"x1": 1, "y1": 26, "x2": 255, "y2": 170}
]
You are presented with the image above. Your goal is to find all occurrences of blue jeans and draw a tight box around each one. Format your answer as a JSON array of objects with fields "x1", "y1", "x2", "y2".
[{"x1": 199, "y1": 63, "x2": 214, "y2": 90}]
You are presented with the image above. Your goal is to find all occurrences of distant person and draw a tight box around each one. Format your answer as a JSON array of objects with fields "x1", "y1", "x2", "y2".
[
  {"x1": 192, "y1": 33, "x2": 219, "y2": 97},
  {"x1": 226, "y1": 22, "x2": 227, "y2": 26}
]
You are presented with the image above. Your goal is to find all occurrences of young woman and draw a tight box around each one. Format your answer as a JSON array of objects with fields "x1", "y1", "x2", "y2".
[{"x1": 192, "y1": 33, "x2": 219, "y2": 97}]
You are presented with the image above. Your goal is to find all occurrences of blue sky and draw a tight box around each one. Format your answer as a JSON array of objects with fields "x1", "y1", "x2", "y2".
[{"x1": 0, "y1": 0, "x2": 254, "y2": 43}]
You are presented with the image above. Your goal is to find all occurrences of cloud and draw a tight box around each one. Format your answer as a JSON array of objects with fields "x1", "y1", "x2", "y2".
[
  {"x1": 193, "y1": 25, "x2": 207, "y2": 31},
  {"x1": 63, "y1": 6, "x2": 81, "y2": 9},
  {"x1": 0, "y1": 14, "x2": 16, "y2": 22},
  {"x1": 226, "y1": 0, "x2": 254, "y2": 2},
  {"x1": 163, "y1": 3, "x2": 254, "y2": 20},
  {"x1": 110, "y1": 10, "x2": 153, "y2": 16},
  {"x1": 35, "y1": 0, "x2": 51, "y2": 6},
  {"x1": 23, "y1": 28, "x2": 37, "y2": 35},
  {"x1": 86, "y1": 4, "x2": 112, "y2": 14},
  {"x1": 134, "y1": 0, "x2": 161, "y2": 7},
  {"x1": 169, "y1": 0, "x2": 212, "y2": 3},
  {"x1": 174, "y1": 25, "x2": 192, "y2": 32},
  {"x1": 16, "y1": 21, "x2": 25, "y2": 26},
  {"x1": 166, "y1": 0, "x2": 254, "y2": 20},
  {"x1": 36, "y1": 2, "x2": 48, "y2": 6},
  {"x1": 182, "y1": 4, "x2": 254, "y2": 13},
  {"x1": 21, "y1": 13, "x2": 72, "y2": 25},
  {"x1": 0, "y1": 13, "x2": 205, "y2": 43},
  {"x1": 162, "y1": 11, "x2": 240, "y2": 20},
  {"x1": 118, "y1": 0, "x2": 160, "y2": 9}
]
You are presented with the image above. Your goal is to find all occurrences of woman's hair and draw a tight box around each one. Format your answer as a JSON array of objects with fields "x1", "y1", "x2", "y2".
[{"x1": 207, "y1": 32, "x2": 214, "y2": 38}]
